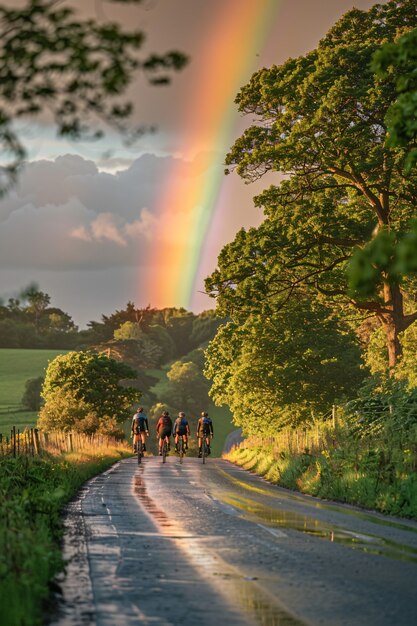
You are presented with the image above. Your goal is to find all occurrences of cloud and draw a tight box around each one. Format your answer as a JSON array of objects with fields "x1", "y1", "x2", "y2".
[
  {"x1": 0, "y1": 152, "x2": 214, "y2": 272},
  {"x1": 70, "y1": 209, "x2": 155, "y2": 246},
  {"x1": 90, "y1": 213, "x2": 128, "y2": 246},
  {"x1": 124, "y1": 209, "x2": 155, "y2": 239}
]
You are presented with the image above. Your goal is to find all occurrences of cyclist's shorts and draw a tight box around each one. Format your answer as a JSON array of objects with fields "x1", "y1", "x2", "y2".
[
  {"x1": 176, "y1": 428, "x2": 188, "y2": 436},
  {"x1": 159, "y1": 428, "x2": 171, "y2": 439},
  {"x1": 135, "y1": 422, "x2": 147, "y2": 433},
  {"x1": 198, "y1": 428, "x2": 211, "y2": 437}
]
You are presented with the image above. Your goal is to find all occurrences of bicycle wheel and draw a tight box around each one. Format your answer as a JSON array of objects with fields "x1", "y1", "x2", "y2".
[
  {"x1": 179, "y1": 438, "x2": 184, "y2": 464},
  {"x1": 137, "y1": 438, "x2": 143, "y2": 464},
  {"x1": 202, "y1": 438, "x2": 206, "y2": 464},
  {"x1": 162, "y1": 438, "x2": 167, "y2": 463}
]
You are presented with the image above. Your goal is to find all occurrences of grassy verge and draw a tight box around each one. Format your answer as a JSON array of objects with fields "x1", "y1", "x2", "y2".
[
  {"x1": 226, "y1": 432, "x2": 417, "y2": 519},
  {"x1": 0, "y1": 443, "x2": 131, "y2": 626}
]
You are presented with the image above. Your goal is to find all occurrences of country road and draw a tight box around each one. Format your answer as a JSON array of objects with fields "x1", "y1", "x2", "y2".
[{"x1": 51, "y1": 456, "x2": 417, "y2": 626}]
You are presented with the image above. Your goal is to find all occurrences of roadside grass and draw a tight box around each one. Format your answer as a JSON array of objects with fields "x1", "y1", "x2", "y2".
[
  {"x1": 226, "y1": 436, "x2": 417, "y2": 519},
  {"x1": 0, "y1": 442, "x2": 131, "y2": 626}
]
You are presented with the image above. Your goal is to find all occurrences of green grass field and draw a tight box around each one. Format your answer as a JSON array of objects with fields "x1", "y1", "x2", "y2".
[{"x1": 0, "y1": 348, "x2": 66, "y2": 435}]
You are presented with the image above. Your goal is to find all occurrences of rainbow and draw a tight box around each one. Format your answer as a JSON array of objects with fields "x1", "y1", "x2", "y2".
[{"x1": 144, "y1": 0, "x2": 281, "y2": 310}]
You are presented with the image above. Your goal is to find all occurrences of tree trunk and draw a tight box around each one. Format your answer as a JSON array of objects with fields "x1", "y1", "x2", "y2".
[
  {"x1": 381, "y1": 317, "x2": 402, "y2": 370},
  {"x1": 378, "y1": 283, "x2": 405, "y2": 372}
]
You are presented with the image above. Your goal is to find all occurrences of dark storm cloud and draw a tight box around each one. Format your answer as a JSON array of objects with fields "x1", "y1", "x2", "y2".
[{"x1": 0, "y1": 151, "x2": 220, "y2": 272}]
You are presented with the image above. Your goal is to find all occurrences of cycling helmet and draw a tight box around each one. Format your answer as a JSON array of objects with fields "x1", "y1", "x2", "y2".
[
  {"x1": 137, "y1": 407, "x2": 144, "y2": 412},
  {"x1": 201, "y1": 411, "x2": 208, "y2": 417},
  {"x1": 179, "y1": 411, "x2": 185, "y2": 417},
  {"x1": 163, "y1": 410, "x2": 169, "y2": 417}
]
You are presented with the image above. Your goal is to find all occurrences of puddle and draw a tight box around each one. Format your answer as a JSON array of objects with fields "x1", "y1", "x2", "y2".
[
  {"x1": 218, "y1": 492, "x2": 417, "y2": 563},
  {"x1": 133, "y1": 468, "x2": 307, "y2": 625},
  {"x1": 220, "y1": 466, "x2": 417, "y2": 535}
]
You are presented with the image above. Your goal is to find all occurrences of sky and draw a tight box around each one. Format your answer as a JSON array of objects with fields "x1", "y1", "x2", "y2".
[{"x1": 0, "y1": 0, "x2": 381, "y2": 328}]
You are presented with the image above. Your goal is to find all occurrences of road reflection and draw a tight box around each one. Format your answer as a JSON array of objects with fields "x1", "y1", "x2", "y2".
[{"x1": 134, "y1": 464, "x2": 307, "y2": 626}]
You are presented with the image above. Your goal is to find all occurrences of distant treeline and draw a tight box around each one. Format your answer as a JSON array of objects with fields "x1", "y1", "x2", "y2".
[
  {"x1": 0, "y1": 287, "x2": 223, "y2": 355},
  {"x1": 4, "y1": 290, "x2": 227, "y2": 433}
]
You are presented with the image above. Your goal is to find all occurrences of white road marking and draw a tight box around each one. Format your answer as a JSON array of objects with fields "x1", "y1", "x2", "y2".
[{"x1": 257, "y1": 523, "x2": 288, "y2": 538}]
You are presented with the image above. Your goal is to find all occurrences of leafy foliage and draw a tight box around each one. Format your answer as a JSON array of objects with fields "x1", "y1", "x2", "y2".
[
  {"x1": 21, "y1": 376, "x2": 44, "y2": 411},
  {"x1": 0, "y1": 0, "x2": 188, "y2": 194},
  {"x1": 0, "y1": 285, "x2": 78, "y2": 348},
  {"x1": 38, "y1": 351, "x2": 140, "y2": 434},
  {"x1": 161, "y1": 358, "x2": 211, "y2": 416},
  {"x1": 204, "y1": 300, "x2": 364, "y2": 435},
  {"x1": 344, "y1": 375, "x2": 417, "y2": 438},
  {"x1": 373, "y1": 27, "x2": 417, "y2": 171}
]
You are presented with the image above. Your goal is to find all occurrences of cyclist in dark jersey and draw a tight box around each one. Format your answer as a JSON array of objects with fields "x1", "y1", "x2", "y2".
[
  {"x1": 131, "y1": 407, "x2": 149, "y2": 452},
  {"x1": 173, "y1": 411, "x2": 190, "y2": 453},
  {"x1": 156, "y1": 410, "x2": 173, "y2": 456},
  {"x1": 197, "y1": 411, "x2": 214, "y2": 457}
]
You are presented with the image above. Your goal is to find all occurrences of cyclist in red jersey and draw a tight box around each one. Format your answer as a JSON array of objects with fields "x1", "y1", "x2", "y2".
[{"x1": 156, "y1": 410, "x2": 173, "y2": 456}]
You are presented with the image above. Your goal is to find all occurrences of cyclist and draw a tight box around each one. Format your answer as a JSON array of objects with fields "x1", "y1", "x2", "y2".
[
  {"x1": 131, "y1": 407, "x2": 149, "y2": 453},
  {"x1": 156, "y1": 410, "x2": 173, "y2": 456},
  {"x1": 173, "y1": 411, "x2": 190, "y2": 453},
  {"x1": 197, "y1": 411, "x2": 214, "y2": 457}
]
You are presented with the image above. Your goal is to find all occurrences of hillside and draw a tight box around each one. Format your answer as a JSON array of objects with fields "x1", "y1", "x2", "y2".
[{"x1": 0, "y1": 348, "x2": 67, "y2": 435}]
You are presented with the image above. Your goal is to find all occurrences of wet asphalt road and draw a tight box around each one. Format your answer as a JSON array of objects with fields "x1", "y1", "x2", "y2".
[{"x1": 52, "y1": 456, "x2": 417, "y2": 626}]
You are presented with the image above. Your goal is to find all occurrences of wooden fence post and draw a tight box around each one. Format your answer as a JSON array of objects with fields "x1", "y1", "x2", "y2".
[
  {"x1": 12, "y1": 426, "x2": 16, "y2": 458},
  {"x1": 33, "y1": 429, "x2": 40, "y2": 455}
]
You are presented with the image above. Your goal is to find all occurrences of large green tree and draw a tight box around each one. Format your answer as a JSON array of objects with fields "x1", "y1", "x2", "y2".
[
  {"x1": 204, "y1": 301, "x2": 363, "y2": 435},
  {"x1": 0, "y1": 0, "x2": 187, "y2": 194},
  {"x1": 38, "y1": 350, "x2": 140, "y2": 434},
  {"x1": 208, "y1": 0, "x2": 417, "y2": 369}
]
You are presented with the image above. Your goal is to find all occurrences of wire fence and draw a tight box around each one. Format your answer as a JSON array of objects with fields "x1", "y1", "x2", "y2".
[
  {"x1": 0, "y1": 426, "x2": 128, "y2": 458},
  {"x1": 248, "y1": 422, "x2": 339, "y2": 457},
  {"x1": 240, "y1": 403, "x2": 417, "y2": 468}
]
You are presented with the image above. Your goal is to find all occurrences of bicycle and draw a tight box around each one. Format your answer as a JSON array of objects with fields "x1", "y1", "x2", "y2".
[
  {"x1": 177, "y1": 437, "x2": 185, "y2": 464},
  {"x1": 162, "y1": 436, "x2": 169, "y2": 464},
  {"x1": 202, "y1": 436, "x2": 210, "y2": 464},
  {"x1": 137, "y1": 437, "x2": 144, "y2": 464}
]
